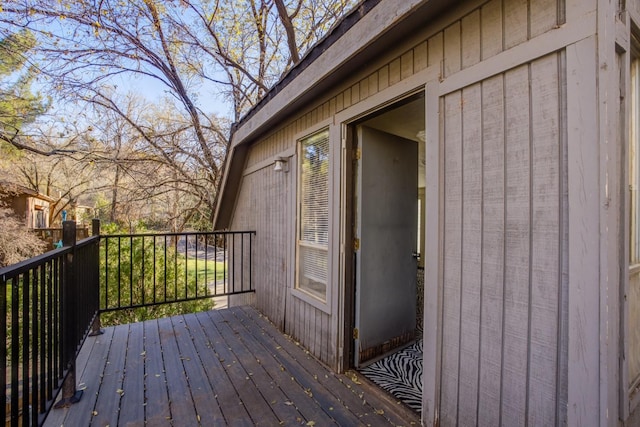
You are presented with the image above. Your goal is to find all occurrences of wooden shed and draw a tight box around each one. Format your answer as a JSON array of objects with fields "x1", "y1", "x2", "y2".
[
  {"x1": 0, "y1": 181, "x2": 53, "y2": 229},
  {"x1": 214, "y1": 0, "x2": 640, "y2": 424}
]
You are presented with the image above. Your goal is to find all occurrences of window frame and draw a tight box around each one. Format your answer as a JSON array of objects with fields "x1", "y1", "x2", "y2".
[{"x1": 294, "y1": 127, "x2": 331, "y2": 309}]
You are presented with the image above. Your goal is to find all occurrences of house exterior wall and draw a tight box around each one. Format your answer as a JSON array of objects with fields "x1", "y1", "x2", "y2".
[
  {"x1": 5, "y1": 194, "x2": 50, "y2": 229},
  {"x1": 224, "y1": 0, "x2": 634, "y2": 424}
]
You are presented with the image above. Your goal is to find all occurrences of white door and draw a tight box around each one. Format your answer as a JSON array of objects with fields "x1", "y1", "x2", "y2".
[{"x1": 354, "y1": 125, "x2": 418, "y2": 367}]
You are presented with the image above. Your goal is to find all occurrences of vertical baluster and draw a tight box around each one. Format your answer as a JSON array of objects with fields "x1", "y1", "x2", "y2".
[
  {"x1": 117, "y1": 237, "x2": 122, "y2": 310},
  {"x1": 11, "y1": 275, "x2": 19, "y2": 426},
  {"x1": 153, "y1": 235, "x2": 157, "y2": 305},
  {"x1": 104, "y1": 237, "x2": 109, "y2": 311},
  {"x1": 164, "y1": 235, "x2": 168, "y2": 303},
  {"x1": 22, "y1": 270, "x2": 30, "y2": 426},
  {"x1": 250, "y1": 232, "x2": 254, "y2": 292},
  {"x1": 195, "y1": 234, "x2": 199, "y2": 298},
  {"x1": 141, "y1": 235, "x2": 145, "y2": 307},
  {"x1": 213, "y1": 234, "x2": 218, "y2": 296},
  {"x1": 39, "y1": 263, "x2": 46, "y2": 411},
  {"x1": 0, "y1": 275, "x2": 7, "y2": 425},
  {"x1": 129, "y1": 235, "x2": 133, "y2": 308},
  {"x1": 46, "y1": 262, "x2": 53, "y2": 401},
  {"x1": 184, "y1": 234, "x2": 188, "y2": 299}
]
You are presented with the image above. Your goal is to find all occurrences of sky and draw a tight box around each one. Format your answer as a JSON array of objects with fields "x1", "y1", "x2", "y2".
[{"x1": 112, "y1": 72, "x2": 231, "y2": 119}]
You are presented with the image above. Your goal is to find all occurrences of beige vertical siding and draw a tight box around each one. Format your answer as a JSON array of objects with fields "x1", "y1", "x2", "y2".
[
  {"x1": 230, "y1": 167, "x2": 289, "y2": 329},
  {"x1": 229, "y1": 0, "x2": 567, "y2": 382},
  {"x1": 439, "y1": 51, "x2": 567, "y2": 425},
  {"x1": 631, "y1": 272, "x2": 640, "y2": 383}
]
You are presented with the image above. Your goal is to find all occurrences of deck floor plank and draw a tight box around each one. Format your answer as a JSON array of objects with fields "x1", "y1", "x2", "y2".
[
  {"x1": 91, "y1": 324, "x2": 129, "y2": 426},
  {"x1": 170, "y1": 314, "x2": 226, "y2": 424},
  {"x1": 43, "y1": 306, "x2": 420, "y2": 427},
  {"x1": 157, "y1": 316, "x2": 199, "y2": 425},
  {"x1": 118, "y1": 321, "x2": 145, "y2": 426},
  {"x1": 183, "y1": 312, "x2": 254, "y2": 426},
  {"x1": 232, "y1": 307, "x2": 367, "y2": 426},
  {"x1": 219, "y1": 308, "x2": 341, "y2": 425},
  {"x1": 143, "y1": 319, "x2": 172, "y2": 426},
  {"x1": 239, "y1": 306, "x2": 419, "y2": 426},
  {"x1": 45, "y1": 327, "x2": 115, "y2": 427},
  {"x1": 197, "y1": 311, "x2": 281, "y2": 426},
  {"x1": 214, "y1": 308, "x2": 329, "y2": 425}
]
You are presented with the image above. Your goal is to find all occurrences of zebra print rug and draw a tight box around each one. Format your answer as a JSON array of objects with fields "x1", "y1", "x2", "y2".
[{"x1": 359, "y1": 340, "x2": 423, "y2": 413}]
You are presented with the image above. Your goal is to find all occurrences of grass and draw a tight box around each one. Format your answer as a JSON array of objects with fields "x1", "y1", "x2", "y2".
[{"x1": 184, "y1": 258, "x2": 226, "y2": 283}]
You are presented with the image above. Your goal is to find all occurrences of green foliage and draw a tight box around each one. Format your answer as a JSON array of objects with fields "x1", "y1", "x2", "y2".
[
  {"x1": 0, "y1": 30, "x2": 48, "y2": 150},
  {"x1": 99, "y1": 225, "x2": 226, "y2": 325}
]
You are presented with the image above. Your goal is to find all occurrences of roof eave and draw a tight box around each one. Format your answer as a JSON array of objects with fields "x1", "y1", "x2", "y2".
[{"x1": 214, "y1": 0, "x2": 437, "y2": 229}]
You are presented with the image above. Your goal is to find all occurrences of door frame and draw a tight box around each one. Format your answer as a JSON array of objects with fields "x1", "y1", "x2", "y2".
[
  {"x1": 335, "y1": 78, "x2": 441, "y2": 424},
  {"x1": 340, "y1": 91, "x2": 426, "y2": 371}
]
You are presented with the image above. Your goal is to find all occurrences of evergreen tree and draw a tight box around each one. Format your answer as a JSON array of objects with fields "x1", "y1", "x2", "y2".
[{"x1": 0, "y1": 30, "x2": 47, "y2": 152}]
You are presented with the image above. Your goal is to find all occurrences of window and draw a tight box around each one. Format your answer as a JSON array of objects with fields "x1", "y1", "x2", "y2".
[{"x1": 297, "y1": 129, "x2": 330, "y2": 301}]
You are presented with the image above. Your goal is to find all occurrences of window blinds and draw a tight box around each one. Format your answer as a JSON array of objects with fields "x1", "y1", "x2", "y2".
[{"x1": 297, "y1": 130, "x2": 330, "y2": 300}]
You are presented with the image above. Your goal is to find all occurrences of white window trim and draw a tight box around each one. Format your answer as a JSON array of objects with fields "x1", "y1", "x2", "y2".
[{"x1": 294, "y1": 125, "x2": 332, "y2": 313}]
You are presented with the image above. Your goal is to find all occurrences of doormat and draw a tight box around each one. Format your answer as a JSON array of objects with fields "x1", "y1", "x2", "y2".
[{"x1": 359, "y1": 340, "x2": 423, "y2": 413}]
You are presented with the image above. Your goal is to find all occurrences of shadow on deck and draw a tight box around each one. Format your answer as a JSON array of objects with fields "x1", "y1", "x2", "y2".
[{"x1": 44, "y1": 306, "x2": 420, "y2": 426}]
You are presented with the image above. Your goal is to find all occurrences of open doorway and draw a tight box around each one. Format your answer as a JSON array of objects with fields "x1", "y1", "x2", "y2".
[{"x1": 345, "y1": 93, "x2": 426, "y2": 412}]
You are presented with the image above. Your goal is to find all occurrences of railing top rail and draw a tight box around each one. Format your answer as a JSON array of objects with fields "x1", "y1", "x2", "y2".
[
  {"x1": 101, "y1": 230, "x2": 256, "y2": 238},
  {"x1": 75, "y1": 235, "x2": 100, "y2": 249},
  {"x1": 0, "y1": 235, "x2": 100, "y2": 279},
  {"x1": 0, "y1": 246, "x2": 68, "y2": 279}
]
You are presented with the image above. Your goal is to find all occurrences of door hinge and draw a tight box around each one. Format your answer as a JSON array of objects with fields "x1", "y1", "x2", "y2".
[
  {"x1": 353, "y1": 238, "x2": 360, "y2": 251},
  {"x1": 353, "y1": 328, "x2": 359, "y2": 339},
  {"x1": 353, "y1": 148, "x2": 361, "y2": 160}
]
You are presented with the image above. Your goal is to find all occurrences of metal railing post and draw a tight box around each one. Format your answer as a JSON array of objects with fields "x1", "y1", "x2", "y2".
[
  {"x1": 54, "y1": 221, "x2": 83, "y2": 408},
  {"x1": 89, "y1": 219, "x2": 104, "y2": 336}
]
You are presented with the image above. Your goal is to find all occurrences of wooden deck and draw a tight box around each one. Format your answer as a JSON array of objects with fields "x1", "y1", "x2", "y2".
[{"x1": 44, "y1": 306, "x2": 420, "y2": 426}]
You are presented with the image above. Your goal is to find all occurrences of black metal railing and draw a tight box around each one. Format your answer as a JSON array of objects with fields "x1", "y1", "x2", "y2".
[
  {"x1": 0, "y1": 222, "x2": 100, "y2": 426},
  {"x1": 1, "y1": 221, "x2": 256, "y2": 426},
  {"x1": 100, "y1": 230, "x2": 255, "y2": 312}
]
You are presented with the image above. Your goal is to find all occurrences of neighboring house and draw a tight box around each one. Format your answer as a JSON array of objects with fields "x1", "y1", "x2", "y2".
[
  {"x1": 214, "y1": 0, "x2": 638, "y2": 424},
  {"x1": 0, "y1": 181, "x2": 54, "y2": 229}
]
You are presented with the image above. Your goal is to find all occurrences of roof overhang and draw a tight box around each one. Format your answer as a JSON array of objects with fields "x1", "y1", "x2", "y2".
[
  {"x1": 214, "y1": 0, "x2": 449, "y2": 229},
  {"x1": 0, "y1": 181, "x2": 56, "y2": 203}
]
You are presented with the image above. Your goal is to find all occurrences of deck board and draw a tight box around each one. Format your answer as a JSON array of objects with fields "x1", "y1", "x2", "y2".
[
  {"x1": 43, "y1": 306, "x2": 420, "y2": 426},
  {"x1": 143, "y1": 319, "x2": 172, "y2": 426},
  {"x1": 215, "y1": 308, "x2": 336, "y2": 425},
  {"x1": 158, "y1": 315, "x2": 200, "y2": 424},
  {"x1": 91, "y1": 323, "x2": 128, "y2": 426},
  {"x1": 197, "y1": 311, "x2": 281, "y2": 426},
  {"x1": 171, "y1": 314, "x2": 225, "y2": 424},
  {"x1": 237, "y1": 306, "x2": 415, "y2": 426},
  {"x1": 119, "y1": 321, "x2": 145, "y2": 426},
  {"x1": 210, "y1": 310, "x2": 306, "y2": 424},
  {"x1": 183, "y1": 313, "x2": 253, "y2": 425}
]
